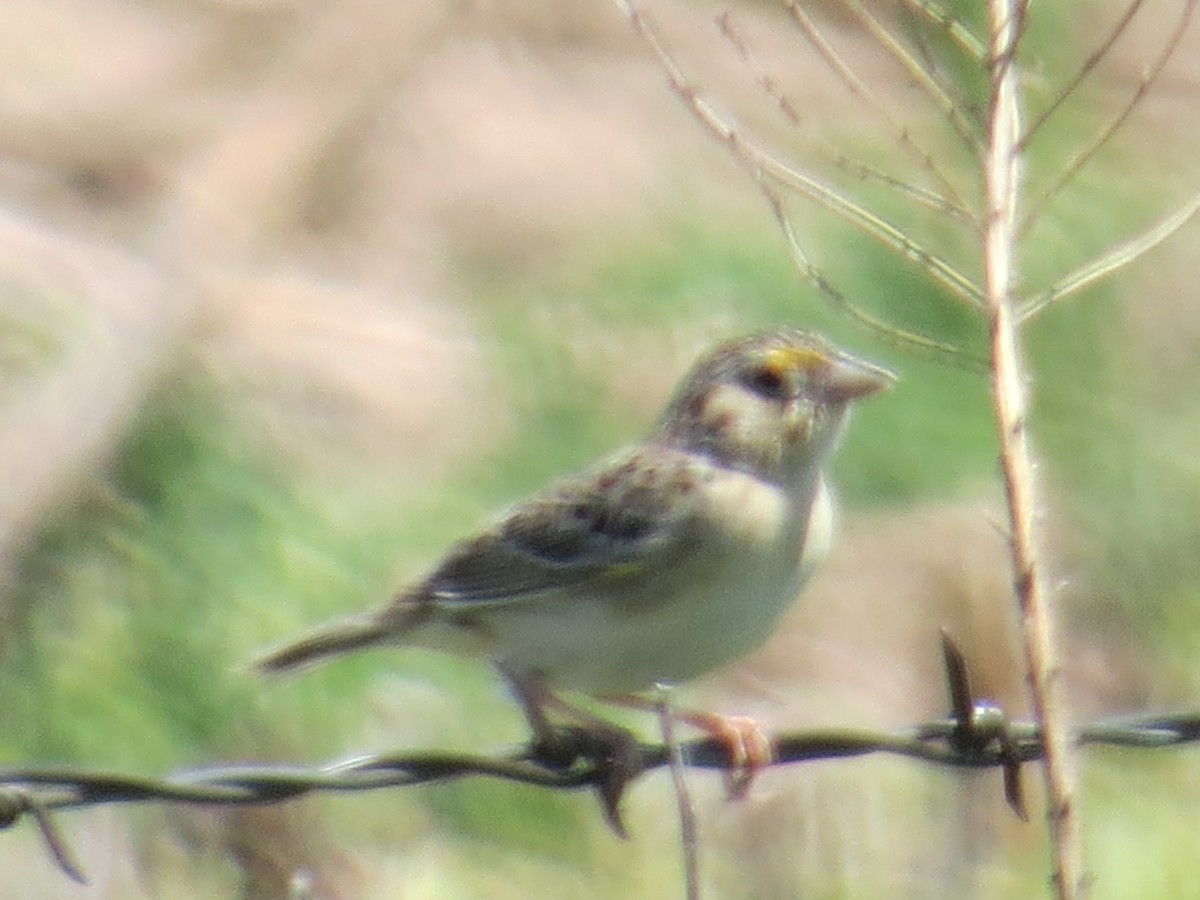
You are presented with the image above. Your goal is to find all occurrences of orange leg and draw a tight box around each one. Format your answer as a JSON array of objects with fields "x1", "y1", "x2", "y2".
[
  {"x1": 500, "y1": 669, "x2": 774, "y2": 801},
  {"x1": 677, "y1": 710, "x2": 774, "y2": 799},
  {"x1": 603, "y1": 694, "x2": 775, "y2": 798},
  {"x1": 500, "y1": 665, "x2": 631, "y2": 744}
]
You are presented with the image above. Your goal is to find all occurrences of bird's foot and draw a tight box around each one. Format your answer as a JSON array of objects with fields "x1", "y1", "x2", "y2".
[
  {"x1": 678, "y1": 710, "x2": 774, "y2": 799},
  {"x1": 523, "y1": 722, "x2": 643, "y2": 838}
]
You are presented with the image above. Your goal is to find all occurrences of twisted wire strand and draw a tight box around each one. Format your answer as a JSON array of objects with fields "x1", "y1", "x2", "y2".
[
  {"x1": 4, "y1": 631, "x2": 1198, "y2": 885},
  {"x1": 3, "y1": 708, "x2": 1199, "y2": 884}
]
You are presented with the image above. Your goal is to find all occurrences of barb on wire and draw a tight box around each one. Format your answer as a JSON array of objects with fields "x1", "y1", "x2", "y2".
[
  {"x1": 4, "y1": 632, "x2": 1200, "y2": 884},
  {"x1": 940, "y1": 627, "x2": 1027, "y2": 819},
  {"x1": 0, "y1": 787, "x2": 87, "y2": 884}
]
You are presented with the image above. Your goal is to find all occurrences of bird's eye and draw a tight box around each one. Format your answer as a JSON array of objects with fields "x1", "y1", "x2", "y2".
[{"x1": 743, "y1": 364, "x2": 791, "y2": 400}]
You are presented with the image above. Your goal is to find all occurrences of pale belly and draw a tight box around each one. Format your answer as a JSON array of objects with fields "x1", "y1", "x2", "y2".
[
  {"x1": 486, "y1": 567, "x2": 803, "y2": 694},
  {"x1": 481, "y1": 478, "x2": 832, "y2": 694}
]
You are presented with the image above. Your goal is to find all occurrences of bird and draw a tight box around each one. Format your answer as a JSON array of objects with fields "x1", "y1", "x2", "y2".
[{"x1": 255, "y1": 328, "x2": 892, "y2": 794}]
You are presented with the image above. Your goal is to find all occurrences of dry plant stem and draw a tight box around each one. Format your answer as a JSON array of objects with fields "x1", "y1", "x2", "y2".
[
  {"x1": 656, "y1": 686, "x2": 700, "y2": 900},
  {"x1": 721, "y1": 9, "x2": 971, "y2": 222},
  {"x1": 613, "y1": 0, "x2": 983, "y2": 309},
  {"x1": 1020, "y1": 189, "x2": 1200, "y2": 321},
  {"x1": 1020, "y1": 0, "x2": 1196, "y2": 233},
  {"x1": 763, "y1": 189, "x2": 986, "y2": 371},
  {"x1": 717, "y1": 10, "x2": 971, "y2": 222},
  {"x1": 902, "y1": 0, "x2": 987, "y2": 60},
  {"x1": 842, "y1": 0, "x2": 980, "y2": 150},
  {"x1": 774, "y1": 1, "x2": 976, "y2": 220},
  {"x1": 983, "y1": 2, "x2": 1084, "y2": 898},
  {"x1": 1018, "y1": 0, "x2": 1146, "y2": 149}
]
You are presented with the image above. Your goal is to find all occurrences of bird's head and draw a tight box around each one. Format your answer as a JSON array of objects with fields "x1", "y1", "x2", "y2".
[{"x1": 656, "y1": 329, "x2": 893, "y2": 482}]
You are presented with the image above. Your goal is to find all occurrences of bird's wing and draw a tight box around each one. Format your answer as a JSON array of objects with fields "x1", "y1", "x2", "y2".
[{"x1": 421, "y1": 448, "x2": 705, "y2": 606}]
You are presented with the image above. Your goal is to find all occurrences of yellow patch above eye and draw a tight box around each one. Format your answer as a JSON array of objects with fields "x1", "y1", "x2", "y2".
[{"x1": 762, "y1": 346, "x2": 827, "y2": 374}]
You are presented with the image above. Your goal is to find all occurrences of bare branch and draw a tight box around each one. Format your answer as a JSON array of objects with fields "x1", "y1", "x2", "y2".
[
  {"x1": 1019, "y1": 0, "x2": 1148, "y2": 149},
  {"x1": 772, "y1": 2, "x2": 977, "y2": 221},
  {"x1": 715, "y1": 10, "x2": 804, "y2": 129},
  {"x1": 982, "y1": 0, "x2": 1084, "y2": 895},
  {"x1": 656, "y1": 686, "x2": 700, "y2": 900},
  {"x1": 764, "y1": 188, "x2": 988, "y2": 372},
  {"x1": 1021, "y1": 0, "x2": 1196, "y2": 233},
  {"x1": 823, "y1": 153, "x2": 974, "y2": 222},
  {"x1": 717, "y1": 10, "x2": 972, "y2": 220},
  {"x1": 901, "y1": 0, "x2": 987, "y2": 61},
  {"x1": 1020, "y1": 188, "x2": 1200, "y2": 320},
  {"x1": 842, "y1": 0, "x2": 982, "y2": 150},
  {"x1": 617, "y1": 0, "x2": 984, "y2": 308}
]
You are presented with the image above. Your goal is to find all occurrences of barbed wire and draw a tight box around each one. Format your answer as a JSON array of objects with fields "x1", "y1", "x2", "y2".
[{"x1": 3, "y1": 632, "x2": 1199, "y2": 885}]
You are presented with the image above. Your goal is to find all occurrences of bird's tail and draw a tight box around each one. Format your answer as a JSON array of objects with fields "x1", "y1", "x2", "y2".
[{"x1": 254, "y1": 614, "x2": 396, "y2": 673}]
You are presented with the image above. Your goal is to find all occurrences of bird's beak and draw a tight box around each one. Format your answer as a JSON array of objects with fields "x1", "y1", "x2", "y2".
[{"x1": 820, "y1": 355, "x2": 895, "y2": 403}]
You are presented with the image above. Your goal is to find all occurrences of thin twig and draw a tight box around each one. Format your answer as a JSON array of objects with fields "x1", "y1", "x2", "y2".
[
  {"x1": 717, "y1": 8, "x2": 975, "y2": 221},
  {"x1": 822, "y1": 150, "x2": 973, "y2": 222},
  {"x1": 762, "y1": 159, "x2": 982, "y2": 307},
  {"x1": 763, "y1": 187, "x2": 988, "y2": 372},
  {"x1": 656, "y1": 685, "x2": 700, "y2": 900},
  {"x1": 1021, "y1": 0, "x2": 1196, "y2": 234},
  {"x1": 771, "y1": 1, "x2": 977, "y2": 221},
  {"x1": 982, "y1": 2, "x2": 1084, "y2": 897},
  {"x1": 615, "y1": 0, "x2": 984, "y2": 309},
  {"x1": 1019, "y1": 0, "x2": 1148, "y2": 149},
  {"x1": 842, "y1": 0, "x2": 982, "y2": 149},
  {"x1": 901, "y1": 0, "x2": 987, "y2": 61},
  {"x1": 1020, "y1": 187, "x2": 1200, "y2": 321},
  {"x1": 713, "y1": 10, "x2": 804, "y2": 129},
  {"x1": 718, "y1": 10, "x2": 969, "y2": 220}
]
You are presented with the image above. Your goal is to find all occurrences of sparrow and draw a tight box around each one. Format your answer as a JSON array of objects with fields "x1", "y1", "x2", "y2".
[{"x1": 256, "y1": 328, "x2": 891, "y2": 797}]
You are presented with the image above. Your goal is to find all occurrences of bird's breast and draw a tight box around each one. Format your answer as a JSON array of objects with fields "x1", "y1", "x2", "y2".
[
  {"x1": 484, "y1": 470, "x2": 824, "y2": 694},
  {"x1": 695, "y1": 467, "x2": 795, "y2": 551}
]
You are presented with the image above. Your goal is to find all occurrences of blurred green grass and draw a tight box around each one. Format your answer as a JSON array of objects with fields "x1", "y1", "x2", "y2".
[{"x1": 4, "y1": 88, "x2": 1200, "y2": 900}]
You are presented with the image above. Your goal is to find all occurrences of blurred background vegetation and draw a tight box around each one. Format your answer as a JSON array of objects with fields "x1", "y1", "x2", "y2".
[{"x1": 1, "y1": 0, "x2": 1199, "y2": 897}]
